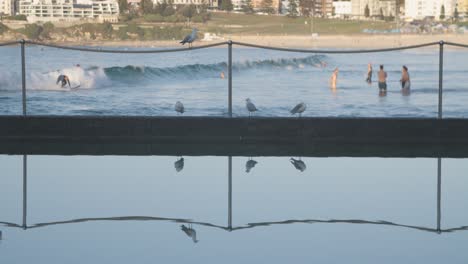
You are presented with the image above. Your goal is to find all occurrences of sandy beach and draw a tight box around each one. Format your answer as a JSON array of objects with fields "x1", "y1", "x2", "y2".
[{"x1": 41, "y1": 34, "x2": 468, "y2": 49}]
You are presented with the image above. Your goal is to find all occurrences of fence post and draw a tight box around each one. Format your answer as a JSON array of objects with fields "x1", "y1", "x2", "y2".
[
  {"x1": 22, "y1": 155, "x2": 27, "y2": 230},
  {"x1": 228, "y1": 41, "x2": 233, "y2": 118},
  {"x1": 438, "y1": 41, "x2": 444, "y2": 119},
  {"x1": 20, "y1": 39, "x2": 26, "y2": 116},
  {"x1": 437, "y1": 157, "x2": 441, "y2": 234}
]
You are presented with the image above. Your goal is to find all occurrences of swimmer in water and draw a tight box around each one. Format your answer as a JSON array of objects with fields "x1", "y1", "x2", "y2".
[
  {"x1": 330, "y1": 67, "x2": 338, "y2": 89},
  {"x1": 220, "y1": 71, "x2": 225, "y2": 79},
  {"x1": 366, "y1": 63, "x2": 373, "y2": 84},
  {"x1": 56, "y1": 74, "x2": 71, "y2": 88},
  {"x1": 400, "y1": 65, "x2": 411, "y2": 92}
]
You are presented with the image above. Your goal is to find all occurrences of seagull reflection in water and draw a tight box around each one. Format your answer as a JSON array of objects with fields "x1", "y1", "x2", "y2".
[
  {"x1": 181, "y1": 224, "x2": 198, "y2": 243},
  {"x1": 290, "y1": 158, "x2": 306, "y2": 172},
  {"x1": 245, "y1": 158, "x2": 258, "y2": 173},
  {"x1": 174, "y1": 157, "x2": 184, "y2": 172}
]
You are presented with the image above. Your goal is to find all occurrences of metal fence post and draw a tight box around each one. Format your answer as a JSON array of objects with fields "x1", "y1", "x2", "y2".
[
  {"x1": 438, "y1": 41, "x2": 444, "y2": 119},
  {"x1": 437, "y1": 157, "x2": 441, "y2": 234},
  {"x1": 20, "y1": 39, "x2": 27, "y2": 116},
  {"x1": 228, "y1": 41, "x2": 233, "y2": 118},
  {"x1": 23, "y1": 155, "x2": 27, "y2": 230}
]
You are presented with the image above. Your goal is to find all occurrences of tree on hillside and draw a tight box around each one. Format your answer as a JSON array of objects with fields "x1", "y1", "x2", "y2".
[
  {"x1": 220, "y1": 0, "x2": 233, "y2": 11},
  {"x1": 454, "y1": 7, "x2": 459, "y2": 20},
  {"x1": 288, "y1": 0, "x2": 298, "y2": 17},
  {"x1": 118, "y1": 0, "x2": 128, "y2": 13},
  {"x1": 261, "y1": 0, "x2": 274, "y2": 14},
  {"x1": 242, "y1": 0, "x2": 254, "y2": 13},
  {"x1": 141, "y1": 0, "x2": 154, "y2": 14},
  {"x1": 180, "y1": 4, "x2": 197, "y2": 21},
  {"x1": 379, "y1": 7, "x2": 384, "y2": 20},
  {"x1": 364, "y1": 4, "x2": 370, "y2": 18},
  {"x1": 440, "y1": 5, "x2": 445, "y2": 20},
  {"x1": 298, "y1": 0, "x2": 313, "y2": 16}
]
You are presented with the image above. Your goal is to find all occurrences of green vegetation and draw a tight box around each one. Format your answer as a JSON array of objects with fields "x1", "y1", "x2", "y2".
[
  {"x1": 241, "y1": 0, "x2": 254, "y2": 14},
  {"x1": 288, "y1": 0, "x2": 298, "y2": 18},
  {"x1": 204, "y1": 13, "x2": 393, "y2": 35},
  {"x1": 440, "y1": 5, "x2": 445, "y2": 20},
  {"x1": 0, "y1": 23, "x2": 8, "y2": 35},
  {"x1": 2, "y1": 12, "x2": 398, "y2": 41},
  {"x1": 4, "y1": 15, "x2": 27, "y2": 21},
  {"x1": 220, "y1": 0, "x2": 233, "y2": 11}
]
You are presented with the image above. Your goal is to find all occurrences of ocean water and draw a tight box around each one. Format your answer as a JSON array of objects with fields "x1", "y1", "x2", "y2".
[
  {"x1": 1, "y1": 44, "x2": 468, "y2": 117},
  {"x1": 1, "y1": 155, "x2": 468, "y2": 263}
]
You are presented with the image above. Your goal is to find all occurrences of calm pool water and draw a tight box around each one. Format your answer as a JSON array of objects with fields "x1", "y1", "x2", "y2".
[{"x1": 1, "y1": 155, "x2": 468, "y2": 263}]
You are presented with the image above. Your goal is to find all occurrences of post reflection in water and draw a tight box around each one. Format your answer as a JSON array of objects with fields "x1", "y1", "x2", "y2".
[{"x1": 2, "y1": 155, "x2": 466, "y2": 244}]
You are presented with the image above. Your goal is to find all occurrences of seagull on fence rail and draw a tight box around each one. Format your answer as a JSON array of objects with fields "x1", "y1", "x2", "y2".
[
  {"x1": 290, "y1": 102, "x2": 306, "y2": 117},
  {"x1": 175, "y1": 101, "x2": 185, "y2": 115},
  {"x1": 180, "y1": 28, "x2": 198, "y2": 48},
  {"x1": 245, "y1": 98, "x2": 258, "y2": 117}
]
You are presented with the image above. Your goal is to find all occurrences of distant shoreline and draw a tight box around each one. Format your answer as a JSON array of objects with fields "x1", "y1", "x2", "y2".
[{"x1": 2, "y1": 34, "x2": 468, "y2": 49}]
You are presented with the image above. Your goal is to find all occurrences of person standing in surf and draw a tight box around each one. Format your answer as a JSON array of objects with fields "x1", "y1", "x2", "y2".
[
  {"x1": 400, "y1": 65, "x2": 411, "y2": 95},
  {"x1": 378, "y1": 65, "x2": 387, "y2": 91},
  {"x1": 366, "y1": 63, "x2": 373, "y2": 84},
  {"x1": 330, "y1": 67, "x2": 339, "y2": 90},
  {"x1": 56, "y1": 74, "x2": 71, "y2": 88}
]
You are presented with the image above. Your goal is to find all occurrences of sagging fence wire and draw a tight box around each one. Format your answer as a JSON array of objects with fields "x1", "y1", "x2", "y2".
[{"x1": 1, "y1": 39, "x2": 467, "y2": 117}]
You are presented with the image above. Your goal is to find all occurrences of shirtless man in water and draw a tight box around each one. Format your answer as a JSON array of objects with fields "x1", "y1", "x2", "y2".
[{"x1": 378, "y1": 65, "x2": 387, "y2": 92}]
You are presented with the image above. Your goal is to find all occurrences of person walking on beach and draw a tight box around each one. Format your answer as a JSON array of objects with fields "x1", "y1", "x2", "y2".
[
  {"x1": 330, "y1": 67, "x2": 339, "y2": 89},
  {"x1": 400, "y1": 65, "x2": 411, "y2": 93},
  {"x1": 56, "y1": 74, "x2": 71, "y2": 88},
  {"x1": 378, "y1": 65, "x2": 387, "y2": 92},
  {"x1": 366, "y1": 63, "x2": 373, "y2": 84}
]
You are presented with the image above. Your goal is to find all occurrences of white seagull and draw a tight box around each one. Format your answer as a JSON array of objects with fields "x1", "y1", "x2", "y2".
[
  {"x1": 175, "y1": 101, "x2": 185, "y2": 115},
  {"x1": 245, "y1": 98, "x2": 258, "y2": 117},
  {"x1": 290, "y1": 102, "x2": 306, "y2": 117}
]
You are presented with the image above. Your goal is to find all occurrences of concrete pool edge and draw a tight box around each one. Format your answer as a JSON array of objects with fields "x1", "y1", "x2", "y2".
[{"x1": 0, "y1": 116, "x2": 467, "y2": 157}]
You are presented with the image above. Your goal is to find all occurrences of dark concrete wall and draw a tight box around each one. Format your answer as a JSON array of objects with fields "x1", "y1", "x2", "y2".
[
  {"x1": 0, "y1": 116, "x2": 467, "y2": 143},
  {"x1": 0, "y1": 116, "x2": 468, "y2": 156}
]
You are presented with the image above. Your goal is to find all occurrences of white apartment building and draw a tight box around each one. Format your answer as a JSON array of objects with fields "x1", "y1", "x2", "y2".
[
  {"x1": 333, "y1": 0, "x2": 352, "y2": 16},
  {"x1": 0, "y1": 0, "x2": 13, "y2": 15},
  {"x1": 351, "y1": 0, "x2": 396, "y2": 18},
  {"x1": 152, "y1": 0, "x2": 207, "y2": 5},
  {"x1": 405, "y1": 0, "x2": 457, "y2": 20},
  {"x1": 19, "y1": 0, "x2": 119, "y2": 22}
]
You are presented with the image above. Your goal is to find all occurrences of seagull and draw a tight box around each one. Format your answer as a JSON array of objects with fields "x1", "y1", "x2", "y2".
[
  {"x1": 290, "y1": 158, "x2": 306, "y2": 172},
  {"x1": 174, "y1": 157, "x2": 184, "y2": 172},
  {"x1": 180, "y1": 28, "x2": 198, "y2": 48},
  {"x1": 175, "y1": 101, "x2": 184, "y2": 115},
  {"x1": 181, "y1": 224, "x2": 198, "y2": 243},
  {"x1": 245, "y1": 158, "x2": 258, "y2": 173},
  {"x1": 245, "y1": 98, "x2": 258, "y2": 117},
  {"x1": 290, "y1": 102, "x2": 306, "y2": 117}
]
